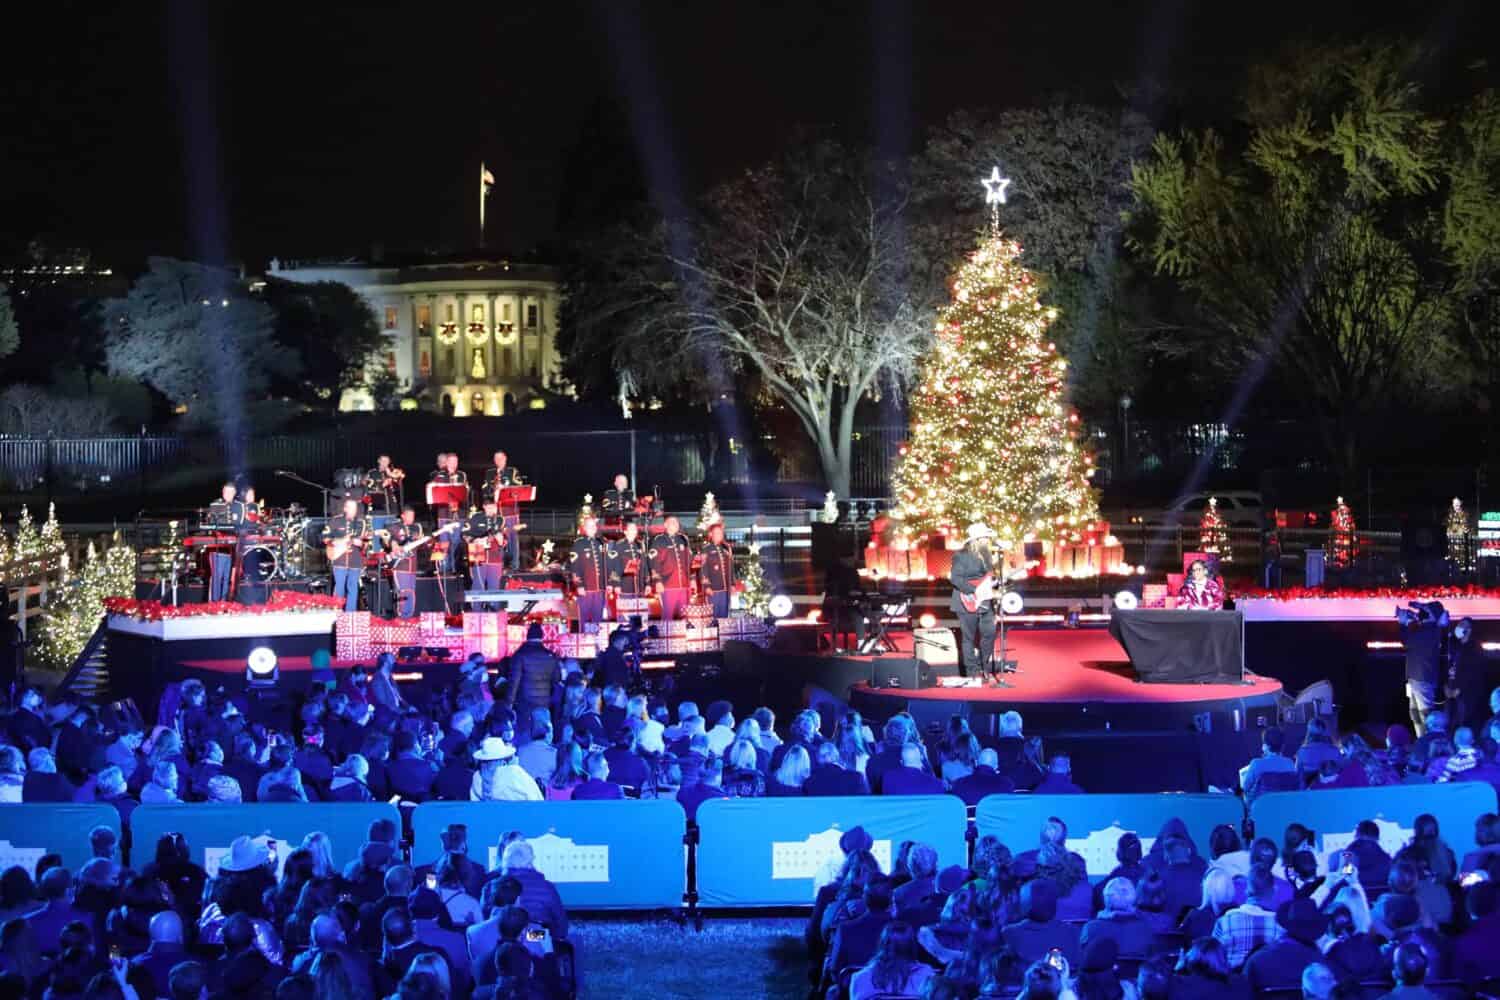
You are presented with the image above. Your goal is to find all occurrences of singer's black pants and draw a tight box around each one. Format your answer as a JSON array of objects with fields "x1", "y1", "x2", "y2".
[{"x1": 957, "y1": 603, "x2": 996, "y2": 677}]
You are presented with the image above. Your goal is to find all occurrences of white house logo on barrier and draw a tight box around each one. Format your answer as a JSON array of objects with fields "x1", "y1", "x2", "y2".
[
  {"x1": 0, "y1": 841, "x2": 48, "y2": 876},
  {"x1": 1068, "y1": 823, "x2": 1156, "y2": 876},
  {"x1": 489, "y1": 833, "x2": 610, "y2": 884},
  {"x1": 1321, "y1": 818, "x2": 1413, "y2": 860},
  {"x1": 773, "y1": 827, "x2": 892, "y2": 880}
]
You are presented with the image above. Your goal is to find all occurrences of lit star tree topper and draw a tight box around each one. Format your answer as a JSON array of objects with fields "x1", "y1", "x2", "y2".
[{"x1": 891, "y1": 181, "x2": 1098, "y2": 545}]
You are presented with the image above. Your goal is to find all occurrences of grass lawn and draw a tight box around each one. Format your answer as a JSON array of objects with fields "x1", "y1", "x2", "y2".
[{"x1": 572, "y1": 915, "x2": 810, "y2": 999}]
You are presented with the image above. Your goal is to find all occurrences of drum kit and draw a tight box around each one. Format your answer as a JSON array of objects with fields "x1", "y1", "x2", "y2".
[{"x1": 185, "y1": 502, "x2": 317, "y2": 586}]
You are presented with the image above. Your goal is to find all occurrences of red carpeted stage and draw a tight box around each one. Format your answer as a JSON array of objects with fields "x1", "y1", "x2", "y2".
[{"x1": 833, "y1": 629, "x2": 1284, "y2": 733}]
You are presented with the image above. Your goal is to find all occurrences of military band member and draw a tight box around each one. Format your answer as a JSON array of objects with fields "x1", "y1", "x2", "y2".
[
  {"x1": 443, "y1": 452, "x2": 467, "y2": 484},
  {"x1": 322, "y1": 497, "x2": 369, "y2": 612},
  {"x1": 465, "y1": 499, "x2": 508, "y2": 602},
  {"x1": 698, "y1": 521, "x2": 736, "y2": 620},
  {"x1": 367, "y1": 454, "x2": 403, "y2": 513},
  {"x1": 608, "y1": 520, "x2": 650, "y2": 599},
  {"x1": 387, "y1": 505, "x2": 426, "y2": 618},
  {"x1": 428, "y1": 452, "x2": 450, "y2": 483},
  {"x1": 428, "y1": 452, "x2": 466, "y2": 572},
  {"x1": 601, "y1": 474, "x2": 636, "y2": 517},
  {"x1": 205, "y1": 481, "x2": 247, "y2": 602},
  {"x1": 571, "y1": 515, "x2": 610, "y2": 626},
  {"x1": 651, "y1": 515, "x2": 694, "y2": 622},
  {"x1": 482, "y1": 451, "x2": 522, "y2": 569}
]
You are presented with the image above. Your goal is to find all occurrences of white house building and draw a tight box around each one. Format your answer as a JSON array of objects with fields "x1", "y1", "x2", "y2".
[{"x1": 266, "y1": 255, "x2": 564, "y2": 416}]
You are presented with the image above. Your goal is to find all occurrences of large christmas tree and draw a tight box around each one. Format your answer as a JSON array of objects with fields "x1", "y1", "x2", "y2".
[{"x1": 892, "y1": 171, "x2": 1098, "y2": 544}]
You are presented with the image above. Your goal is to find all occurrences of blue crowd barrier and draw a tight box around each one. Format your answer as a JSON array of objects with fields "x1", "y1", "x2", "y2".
[
  {"x1": 0, "y1": 804, "x2": 120, "y2": 874},
  {"x1": 974, "y1": 794, "x2": 1244, "y2": 877},
  {"x1": 411, "y1": 800, "x2": 687, "y2": 909},
  {"x1": 1251, "y1": 782, "x2": 1499, "y2": 862},
  {"x1": 131, "y1": 803, "x2": 400, "y2": 874},
  {"x1": 695, "y1": 795, "x2": 968, "y2": 907}
]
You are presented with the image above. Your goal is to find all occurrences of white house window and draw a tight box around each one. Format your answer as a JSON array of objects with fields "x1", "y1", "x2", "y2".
[
  {"x1": 384, "y1": 307, "x2": 398, "y2": 330},
  {"x1": 471, "y1": 303, "x2": 484, "y2": 323},
  {"x1": 526, "y1": 303, "x2": 538, "y2": 328},
  {"x1": 445, "y1": 303, "x2": 455, "y2": 322}
]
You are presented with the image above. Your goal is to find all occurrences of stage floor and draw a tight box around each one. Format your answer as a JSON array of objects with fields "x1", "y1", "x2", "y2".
[{"x1": 837, "y1": 629, "x2": 1283, "y2": 735}]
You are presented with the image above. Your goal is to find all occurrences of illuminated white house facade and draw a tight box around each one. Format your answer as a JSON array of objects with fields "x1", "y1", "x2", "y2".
[{"x1": 266, "y1": 256, "x2": 563, "y2": 416}]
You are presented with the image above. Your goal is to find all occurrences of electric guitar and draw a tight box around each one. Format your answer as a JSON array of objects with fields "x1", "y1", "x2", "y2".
[
  {"x1": 466, "y1": 522, "x2": 526, "y2": 564},
  {"x1": 958, "y1": 575, "x2": 997, "y2": 614},
  {"x1": 381, "y1": 522, "x2": 462, "y2": 568},
  {"x1": 324, "y1": 528, "x2": 370, "y2": 564}
]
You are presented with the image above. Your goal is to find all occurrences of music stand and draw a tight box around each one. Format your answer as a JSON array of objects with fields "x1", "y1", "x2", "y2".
[{"x1": 425, "y1": 483, "x2": 469, "y2": 510}]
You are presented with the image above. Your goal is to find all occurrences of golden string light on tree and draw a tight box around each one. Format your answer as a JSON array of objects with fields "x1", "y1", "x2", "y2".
[{"x1": 892, "y1": 167, "x2": 1098, "y2": 544}]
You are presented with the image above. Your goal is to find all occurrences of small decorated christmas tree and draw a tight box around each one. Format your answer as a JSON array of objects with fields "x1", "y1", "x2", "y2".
[
  {"x1": 740, "y1": 542, "x2": 771, "y2": 617},
  {"x1": 1199, "y1": 497, "x2": 1232, "y2": 562},
  {"x1": 891, "y1": 168, "x2": 1098, "y2": 545},
  {"x1": 577, "y1": 493, "x2": 595, "y2": 529},
  {"x1": 1327, "y1": 496, "x2": 1357, "y2": 570},
  {"x1": 820, "y1": 491, "x2": 840, "y2": 525},
  {"x1": 34, "y1": 533, "x2": 136, "y2": 668},
  {"x1": 1447, "y1": 497, "x2": 1474, "y2": 574},
  {"x1": 698, "y1": 491, "x2": 722, "y2": 536}
]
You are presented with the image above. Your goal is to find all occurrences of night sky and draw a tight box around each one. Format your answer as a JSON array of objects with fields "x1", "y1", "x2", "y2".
[{"x1": 2, "y1": 1, "x2": 1495, "y2": 273}]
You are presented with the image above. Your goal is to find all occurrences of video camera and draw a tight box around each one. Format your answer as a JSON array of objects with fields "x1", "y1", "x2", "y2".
[{"x1": 1395, "y1": 600, "x2": 1449, "y2": 629}]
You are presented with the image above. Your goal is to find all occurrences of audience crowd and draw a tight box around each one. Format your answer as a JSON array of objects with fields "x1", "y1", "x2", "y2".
[{"x1": 2, "y1": 627, "x2": 1500, "y2": 1000}]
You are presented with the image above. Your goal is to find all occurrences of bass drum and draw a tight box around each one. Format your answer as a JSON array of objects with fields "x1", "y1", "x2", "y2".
[{"x1": 238, "y1": 544, "x2": 280, "y2": 584}]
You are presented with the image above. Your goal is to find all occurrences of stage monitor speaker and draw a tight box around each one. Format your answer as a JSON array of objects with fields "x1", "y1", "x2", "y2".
[
  {"x1": 871, "y1": 657, "x2": 931, "y2": 690},
  {"x1": 1401, "y1": 518, "x2": 1447, "y2": 585},
  {"x1": 912, "y1": 628, "x2": 959, "y2": 675}
]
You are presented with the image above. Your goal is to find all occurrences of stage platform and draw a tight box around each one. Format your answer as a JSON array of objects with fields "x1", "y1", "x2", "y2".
[{"x1": 784, "y1": 629, "x2": 1285, "y2": 733}]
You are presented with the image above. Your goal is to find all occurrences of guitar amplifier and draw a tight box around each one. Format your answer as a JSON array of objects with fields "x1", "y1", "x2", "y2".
[
  {"x1": 871, "y1": 657, "x2": 933, "y2": 690},
  {"x1": 912, "y1": 627, "x2": 960, "y2": 676}
]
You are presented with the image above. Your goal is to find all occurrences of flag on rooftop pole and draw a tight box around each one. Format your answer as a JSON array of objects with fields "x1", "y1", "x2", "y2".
[{"x1": 480, "y1": 163, "x2": 495, "y2": 247}]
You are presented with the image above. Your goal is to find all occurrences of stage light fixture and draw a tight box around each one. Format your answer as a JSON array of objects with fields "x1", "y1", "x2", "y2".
[
  {"x1": 917, "y1": 612, "x2": 938, "y2": 629},
  {"x1": 246, "y1": 646, "x2": 279, "y2": 687},
  {"x1": 767, "y1": 594, "x2": 794, "y2": 620},
  {"x1": 1113, "y1": 590, "x2": 1139, "y2": 611},
  {"x1": 999, "y1": 592, "x2": 1024, "y2": 615}
]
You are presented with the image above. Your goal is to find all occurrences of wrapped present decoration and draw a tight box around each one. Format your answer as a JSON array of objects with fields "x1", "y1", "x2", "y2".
[
  {"x1": 1141, "y1": 584, "x2": 1169, "y2": 609},
  {"x1": 684, "y1": 603, "x2": 715, "y2": 626},
  {"x1": 465, "y1": 633, "x2": 505, "y2": 661},
  {"x1": 419, "y1": 612, "x2": 448, "y2": 638}
]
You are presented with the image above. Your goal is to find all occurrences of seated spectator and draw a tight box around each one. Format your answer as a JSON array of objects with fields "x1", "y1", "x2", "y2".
[
  {"x1": 733, "y1": 717, "x2": 771, "y2": 772},
  {"x1": 329, "y1": 753, "x2": 374, "y2": 802},
  {"x1": 496, "y1": 840, "x2": 568, "y2": 939},
  {"x1": 833, "y1": 710, "x2": 872, "y2": 776},
  {"x1": 1296, "y1": 717, "x2": 1342, "y2": 779},
  {"x1": 1373, "y1": 860, "x2": 1445, "y2": 934},
  {"x1": 1239, "y1": 726, "x2": 1296, "y2": 800},
  {"x1": 1382, "y1": 941, "x2": 1437, "y2": 1000},
  {"x1": 1461, "y1": 813, "x2": 1500, "y2": 872},
  {"x1": 139, "y1": 760, "x2": 180, "y2": 804},
  {"x1": 129, "y1": 910, "x2": 188, "y2": 999},
  {"x1": 602, "y1": 725, "x2": 651, "y2": 791},
  {"x1": 703, "y1": 701, "x2": 736, "y2": 756},
  {"x1": 1094, "y1": 833, "x2": 1145, "y2": 916},
  {"x1": 1075, "y1": 935, "x2": 1128, "y2": 1000},
  {"x1": 295, "y1": 723, "x2": 336, "y2": 793},
  {"x1": 93, "y1": 765, "x2": 137, "y2": 832},
  {"x1": 0, "y1": 868, "x2": 33, "y2": 925},
  {"x1": 516, "y1": 713, "x2": 556, "y2": 786},
  {"x1": 408, "y1": 889, "x2": 470, "y2": 991},
  {"x1": 663, "y1": 701, "x2": 700, "y2": 747},
  {"x1": 414, "y1": 825, "x2": 485, "y2": 901},
  {"x1": 1438, "y1": 726, "x2": 1482, "y2": 781},
  {"x1": 950, "y1": 747, "x2": 1015, "y2": 805},
  {"x1": 1286, "y1": 850, "x2": 1326, "y2": 899},
  {"x1": 0, "y1": 918, "x2": 49, "y2": 991},
  {"x1": 388, "y1": 729, "x2": 438, "y2": 802},
  {"x1": 572, "y1": 750, "x2": 624, "y2": 800},
  {"x1": 1172, "y1": 937, "x2": 1248, "y2": 1000},
  {"x1": 1135, "y1": 870, "x2": 1177, "y2": 936},
  {"x1": 22, "y1": 749, "x2": 74, "y2": 803},
  {"x1": 1454, "y1": 880, "x2": 1500, "y2": 985},
  {"x1": 882, "y1": 743, "x2": 943, "y2": 796},
  {"x1": 1080, "y1": 877, "x2": 1153, "y2": 958},
  {"x1": 805, "y1": 741, "x2": 869, "y2": 796},
  {"x1": 1016, "y1": 818, "x2": 1091, "y2": 921},
  {"x1": 379, "y1": 908, "x2": 423, "y2": 983},
  {"x1": 676, "y1": 756, "x2": 727, "y2": 821},
  {"x1": 722, "y1": 739, "x2": 767, "y2": 798},
  {"x1": 206, "y1": 772, "x2": 243, "y2": 804},
  {"x1": 24, "y1": 867, "x2": 88, "y2": 955},
  {"x1": 1033, "y1": 753, "x2": 1084, "y2": 794},
  {"x1": 1328, "y1": 819, "x2": 1393, "y2": 894},
  {"x1": 1180, "y1": 867, "x2": 1236, "y2": 943},
  {"x1": 432, "y1": 853, "x2": 483, "y2": 928},
  {"x1": 865, "y1": 716, "x2": 914, "y2": 793},
  {"x1": 824, "y1": 878, "x2": 895, "y2": 989},
  {"x1": 1211, "y1": 865, "x2": 1281, "y2": 970},
  {"x1": 141, "y1": 832, "x2": 207, "y2": 921},
  {"x1": 257, "y1": 743, "x2": 308, "y2": 803},
  {"x1": 939, "y1": 718, "x2": 981, "y2": 786},
  {"x1": 1302, "y1": 962, "x2": 1338, "y2": 1000},
  {"x1": 821, "y1": 850, "x2": 884, "y2": 945},
  {"x1": 892, "y1": 844, "x2": 940, "y2": 924},
  {"x1": 767, "y1": 745, "x2": 811, "y2": 796},
  {"x1": 470, "y1": 737, "x2": 541, "y2": 802},
  {"x1": 1245, "y1": 897, "x2": 1324, "y2": 992},
  {"x1": 1401, "y1": 813, "x2": 1458, "y2": 884},
  {"x1": 631, "y1": 695, "x2": 666, "y2": 755},
  {"x1": 850, "y1": 921, "x2": 933, "y2": 1000},
  {"x1": 464, "y1": 879, "x2": 522, "y2": 983},
  {"x1": 1003, "y1": 877, "x2": 1080, "y2": 967},
  {"x1": 1323, "y1": 894, "x2": 1384, "y2": 985},
  {"x1": 358, "y1": 864, "x2": 414, "y2": 951}
]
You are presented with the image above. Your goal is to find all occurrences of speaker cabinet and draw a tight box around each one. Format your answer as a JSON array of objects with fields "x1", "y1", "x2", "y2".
[
  {"x1": 912, "y1": 628, "x2": 959, "y2": 675},
  {"x1": 871, "y1": 657, "x2": 930, "y2": 690}
]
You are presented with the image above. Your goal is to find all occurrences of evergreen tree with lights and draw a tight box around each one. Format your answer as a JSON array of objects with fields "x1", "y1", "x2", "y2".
[
  {"x1": 698, "y1": 492, "x2": 722, "y2": 536},
  {"x1": 1327, "y1": 495, "x2": 1357, "y2": 570},
  {"x1": 1199, "y1": 497, "x2": 1232, "y2": 563},
  {"x1": 740, "y1": 542, "x2": 771, "y2": 617},
  {"x1": 35, "y1": 535, "x2": 136, "y2": 668},
  {"x1": 892, "y1": 168, "x2": 1098, "y2": 545}
]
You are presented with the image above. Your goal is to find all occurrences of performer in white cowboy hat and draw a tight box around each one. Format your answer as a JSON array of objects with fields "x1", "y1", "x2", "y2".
[
  {"x1": 469, "y1": 735, "x2": 541, "y2": 802},
  {"x1": 950, "y1": 522, "x2": 1000, "y2": 682}
]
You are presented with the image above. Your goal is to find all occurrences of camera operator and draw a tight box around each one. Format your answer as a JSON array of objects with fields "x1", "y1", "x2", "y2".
[{"x1": 1397, "y1": 601, "x2": 1448, "y2": 736}]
